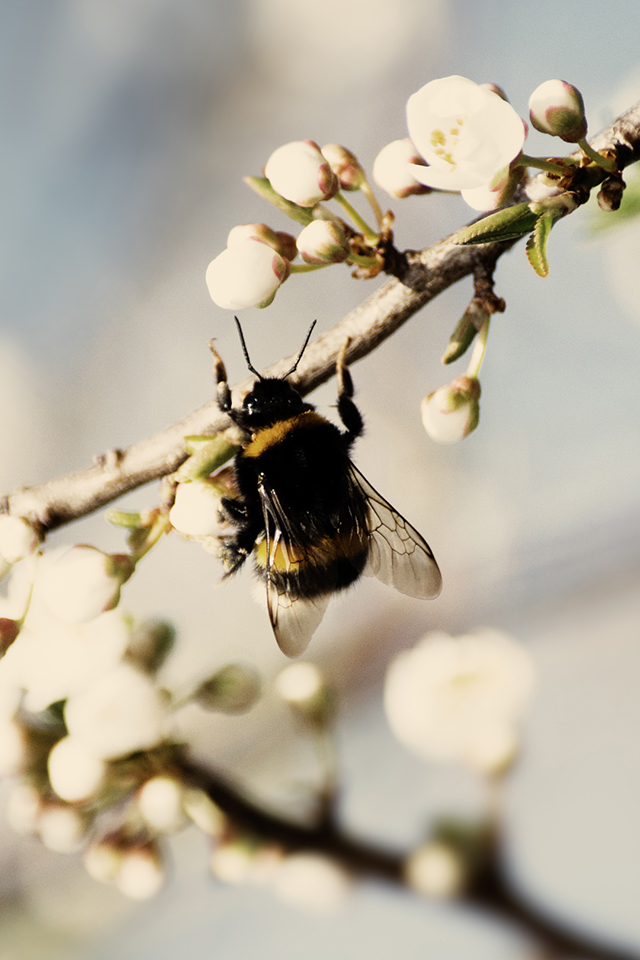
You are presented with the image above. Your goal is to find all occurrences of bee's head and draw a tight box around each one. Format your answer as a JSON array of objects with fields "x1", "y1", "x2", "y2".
[
  {"x1": 234, "y1": 316, "x2": 316, "y2": 428},
  {"x1": 242, "y1": 377, "x2": 307, "y2": 425}
]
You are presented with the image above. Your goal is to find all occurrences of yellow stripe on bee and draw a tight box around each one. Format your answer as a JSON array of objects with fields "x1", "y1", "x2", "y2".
[
  {"x1": 254, "y1": 528, "x2": 367, "y2": 572},
  {"x1": 243, "y1": 411, "x2": 327, "y2": 458}
]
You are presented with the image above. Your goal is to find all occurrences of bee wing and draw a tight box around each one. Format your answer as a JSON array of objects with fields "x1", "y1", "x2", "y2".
[
  {"x1": 258, "y1": 481, "x2": 330, "y2": 658},
  {"x1": 348, "y1": 464, "x2": 442, "y2": 600}
]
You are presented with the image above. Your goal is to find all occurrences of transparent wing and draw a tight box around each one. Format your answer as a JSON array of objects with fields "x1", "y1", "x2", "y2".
[
  {"x1": 258, "y1": 481, "x2": 330, "y2": 658},
  {"x1": 348, "y1": 463, "x2": 442, "y2": 599}
]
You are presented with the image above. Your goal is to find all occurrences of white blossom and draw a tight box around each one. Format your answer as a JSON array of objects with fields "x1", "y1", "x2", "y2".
[
  {"x1": 384, "y1": 629, "x2": 535, "y2": 773},
  {"x1": 421, "y1": 375, "x2": 480, "y2": 444},
  {"x1": 275, "y1": 662, "x2": 323, "y2": 703},
  {"x1": 0, "y1": 718, "x2": 27, "y2": 776},
  {"x1": 169, "y1": 480, "x2": 230, "y2": 537},
  {"x1": 529, "y1": 79, "x2": 587, "y2": 142},
  {"x1": 64, "y1": 662, "x2": 169, "y2": 760},
  {"x1": 0, "y1": 516, "x2": 38, "y2": 565},
  {"x1": 406, "y1": 76, "x2": 526, "y2": 193},
  {"x1": 264, "y1": 140, "x2": 339, "y2": 207},
  {"x1": 40, "y1": 545, "x2": 132, "y2": 624},
  {"x1": 0, "y1": 564, "x2": 130, "y2": 712},
  {"x1": 372, "y1": 139, "x2": 431, "y2": 198},
  {"x1": 206, "y1": 237, "x2": 290, "y2": 310},
  {"x1": 47, "y1": 735, "x2": 107, "y2": 802}
]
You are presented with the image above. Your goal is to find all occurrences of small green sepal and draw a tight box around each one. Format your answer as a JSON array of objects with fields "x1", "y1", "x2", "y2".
[
  {"x1": 525, "y1": 210, "x2": 555, "y2": 277},
  {"x1": 243, "y1": 176, "x2": 315, "y2": 226},
  {"x1": 454, "y1": 203, "x2": 540, "y2": 246},
  {"x1": 106, "y1": 510, "x2": 143, "y2": 528},
  {"x1": 175, "y1": 437, "x2": 239, "y2": 483}
]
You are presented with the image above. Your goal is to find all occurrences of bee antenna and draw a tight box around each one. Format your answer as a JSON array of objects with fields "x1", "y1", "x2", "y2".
[
  {"x1": 284, "y1": 320, "x2": 317, "y2": 378},
  {"x1": 234, "y1": 317, "x2": 263, "y2": 379}
]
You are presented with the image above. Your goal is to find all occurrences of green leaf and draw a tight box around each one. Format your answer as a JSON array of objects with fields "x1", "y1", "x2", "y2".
[
  {"x1": 454, "y1": 202, "x2": 540, "y2": 245},
  {"x1": 243, "y1": 176, "x2": 315, "y2": 226},
  {"x1": 526, "y1": 210, "x2": 554, "y2": 277},
  {"x1": 175, "y1": 436, "x2": 239, "y2": 482}
]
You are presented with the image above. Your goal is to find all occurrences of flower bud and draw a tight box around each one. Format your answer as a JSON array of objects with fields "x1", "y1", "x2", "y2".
[
  {"x1": 38, "y1": 804, "x2": 87, "y2": 853},
  {"x1": 372, "y1": 139, "x2": 432, "y2": 199},
  {"x1": 226, "y1": 223, "x2": 297, "y2": 261},
  {"x1": 275, "y1": 662, "x2": 334, "y2": 728},
  {"x1": 137, "y1": 776, "x2": 186, "y2": 833},
  {"x1": 321, "y1": 144, "x2": 365, "y2": 191},
  {"x1": 528, "y1": 80, "x2": 587, "y2": 142},
  {"x1": 479, "y1": 83, "x2": 509, "y2": 102},
  {"x1": 597, "y1": 176, "x2": 624, "y2": 212},
  {"x1": 47, "y1": 735, "x2": 107, "y2": 802},
  {"x1": 206, "y1": 237, "x2": 290, "y2": 310},
  {"x1": 296, "y1": 220, "x2": 350, "y2": 265},
  {"x1": 420, "y1": 376, "x2": 481, "y2": 444},
  {"x1": 40, "y1": 545, "x2": 133, "y2": 624},
  {"x1": 264, "y1": 140, "x2": 339, "y2": 207},
  {"x1": 6, "y1": 783, "x2": 42, "y2": 835},
  {"x1": 169, "y1": 480, "x2": 230, "y2": 537},
  {"x1": 405, "y1": 842, "x2": 465, "y2": 899},
  {"x1": 525, "y1": 172, "x2": 564, "y2": 202},
  {"x1": 84, "y1": 838, "x2": 125, "y2": 883},
  {"x1": 182, "y1": 788, "x2": 226, "y2": 837},
  {"x1": 126, "y1": 619, "x2": 176, "y2": 674},
  {"x1": 194, "y1": 662, "x2": 261, "y2": 714},
  {"x1": 0, "y1": 516, "x2": 39, "y2": 565},
  {"x1": 116, "y1": 842, "x2": 165, "y2": 900},
  {"x1": 273, "y1": 853, "x2": 351, "y2": 913}
]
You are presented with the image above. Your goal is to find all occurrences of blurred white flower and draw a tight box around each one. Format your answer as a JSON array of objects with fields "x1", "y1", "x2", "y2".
[
  {"x1": 116, "y1": 844, "x2": 165, "y2": 900},
  {"x1": 406, "y1": 76, "x2": 526, "y2": 193},
  {"x1": 0, "y1": 718, "x2": 27, "y2": 776},
  {"x1": 0, "y1": 516, "x2": 38, "y2": 565},
  {"x1": 0, "y1": 560, "x2": 130, "y2": 712},
  {"x1": 84, "y1": 840, "x2": 124, "y2": 884},
  {"x1": 264, "y1": 140, "x2": 339, "y2": 206},
  {"x1": 529, "y1": 79, "x2": 587, "y2": 142},
  {"x1": 384, "y1": 629, "x2": 535, "y2": 774},
  {"x1": 206, "y1": 237, "x2": 290, "y2": 310},
  {"x1": 372, "y1": 139, "x2": 431, "y2": 198},
  {"x1": 38, "y1": 804, "x2": 86, "y2": 853},
  {"x1": 169, "y1": 480, "x2": 229, "y2": 537},
  {"x1": 273, "y1": 853, "x2": 351, "y2": 913},
  {"x1": 64, "y1": 662, "x2": 169, "y2": 760},
  {"x1": 40, "y1": 545, "x2": 132, "y2": 624},
  {"x1": 47, "y1": 735, "x2": 107, "y2": 803},
  {"x1": 137, "y1": 776, "x2": 186, "y2": 833},
  {"x1": 183, "y1": 788, "x2": 226, "y2": 837},
  {"x1": 6, "y1": 782, "x2": 42, "y2": 835},
  {"x1": 405, "y1": 842, "x2": 465, "y2": 898},
  {"x1": 421, "y1": 375, "x2": 481, "y2": 444},
  {"x1": 275, "y1": 662, "x2": 323, "y2": 703}
]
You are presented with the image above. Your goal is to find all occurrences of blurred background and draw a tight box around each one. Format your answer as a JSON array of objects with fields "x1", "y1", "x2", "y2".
[{"x1": 1, "y1": 0, "x2": 640, "y2": 956}]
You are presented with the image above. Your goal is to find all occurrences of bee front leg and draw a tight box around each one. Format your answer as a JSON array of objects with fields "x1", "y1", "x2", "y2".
[
  {"x1": 336, "y1": 341, "x2": 364, "y2": 441},
  {"x1": 208, "y1": 340, "x2": 232, "y2": 413}
]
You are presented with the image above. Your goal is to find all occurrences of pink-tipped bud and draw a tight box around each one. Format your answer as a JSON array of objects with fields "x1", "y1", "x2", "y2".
[
  {"x1": 372, "y1": 139, "x2": 432, "y2": 199},
  {"x1": 226, "y1": 223, "x2": 297, "y2": 261},
  {"x1": 321, "y1": 143, "x2": 365, "y2": 191},
  {"x1": 529, "y1": 80, "x2": 587, "y2": 143},
  {"x1": 296, "y1": 220, "x2": 350, "y2": 265},
  {"x1": 206, "y1": 237, "x2": 290, "y2": 310},
  {"x1": 421, "y1": 376, "x2": 481, "y2": 444},
  {"x1": 264, "y1": 140, "x2": 339, "y2": 207}
]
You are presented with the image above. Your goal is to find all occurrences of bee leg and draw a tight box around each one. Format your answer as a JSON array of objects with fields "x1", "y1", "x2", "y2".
[
  {"x1": 336, "y1": 341, "x2": 364, "y2": 440},
  {"x1": 208, "y1": 340, "x2": 232, "y2": 412},
  {"x1": 220, "y1": 495, "x2": 248, "y2": 524}
]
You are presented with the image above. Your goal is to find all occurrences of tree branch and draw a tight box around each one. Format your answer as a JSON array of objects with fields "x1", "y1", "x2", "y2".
[
  {"x1": 181, "y1": 760, "x2": 639, "y2": 960},
  {"x1": 2, "y1": 101, "x2": 640, "y2": 534}
]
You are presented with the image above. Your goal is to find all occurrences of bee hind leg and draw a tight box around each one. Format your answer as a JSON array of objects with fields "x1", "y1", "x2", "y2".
[{"x1": 336, "y1": 341, "x2": 363, "y2": 440}]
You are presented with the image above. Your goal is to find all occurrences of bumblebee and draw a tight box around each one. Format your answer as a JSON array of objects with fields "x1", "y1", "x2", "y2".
[{"x1": 212, "y1": 320, "x2": 442, "y2": 657}]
